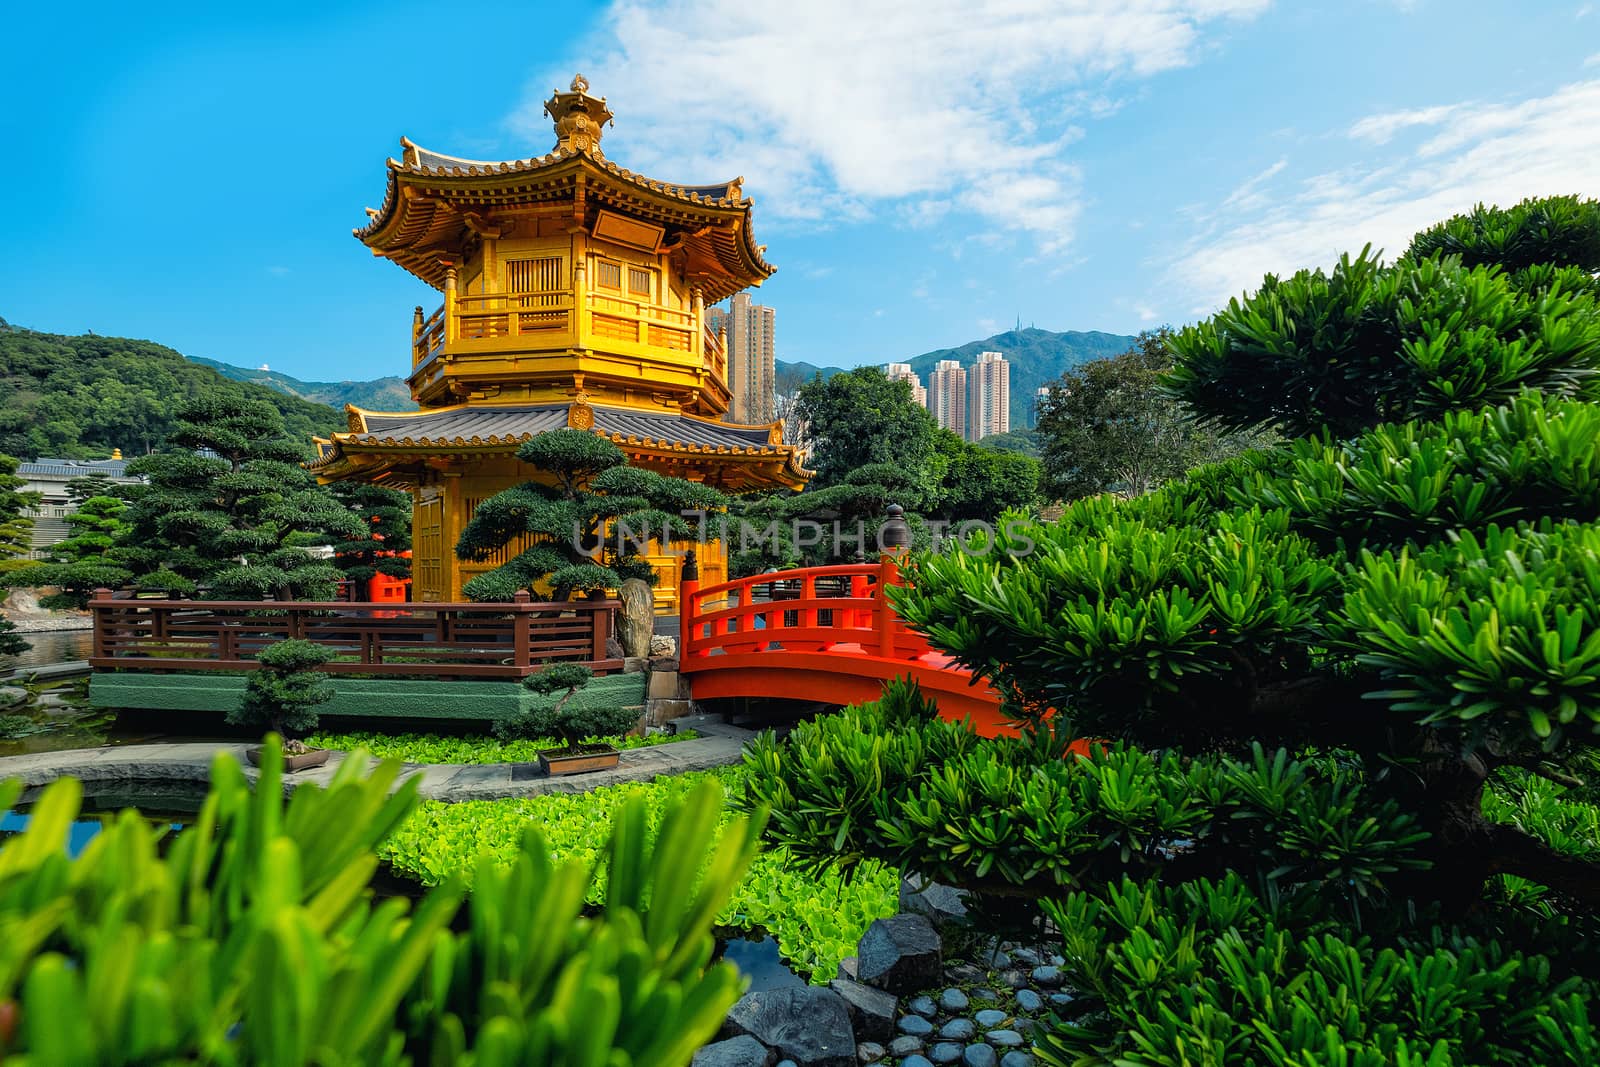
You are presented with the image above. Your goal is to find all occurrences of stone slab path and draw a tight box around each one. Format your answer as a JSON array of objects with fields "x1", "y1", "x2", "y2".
[{"x1": 0, "y1": 717, "x2": 753, "y2": 802}]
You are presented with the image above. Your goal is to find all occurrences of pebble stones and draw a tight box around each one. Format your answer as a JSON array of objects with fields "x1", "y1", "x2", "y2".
[
  {"x1": 1029, "y1": 966, "x2": 1062, "y2": 989},
  {"x1": 929, "y1": 1043, "x2": 964, "y2": 1064},
  {"x1": 1000, "y1": 1054, "x2": 1034, "y2": 1067},
  {"x1": 899, "y1": 1015, "x2": 935, "y2": 1037},
  {"x1": 938, "y1": 1018, "x2": 976, "y2": 1041},
  {"x1": 962, "y1": 1045, "x2": 998, "y2": 1067},
  {"x1": 856, "y1": 1043, "x2": 885, "y2": 1064},
  {"x1": 909, "y1": 996, "x2": 938, "y2": 1018},
  {"x1": 889, "y1": 1036, "x2": 926, "y2": 1058},
  {"x1": 938, "y1": 988, "x2": 969, "y2": 1013},
  {"x1": 973, "y1": 1008, "x2": 1009, "y2": 1029},
  {"x1": 1013, "y1": 989, "x2": 1043, "y2": 1013},
  {"x1": 900, "y1": 1057, "x2": 935, "y2": 1067},
  {"x1": 986, "y1": 1030, "x2": 1024, "y2": 1048}
]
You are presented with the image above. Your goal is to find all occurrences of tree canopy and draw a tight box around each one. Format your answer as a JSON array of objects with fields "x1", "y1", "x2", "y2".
[
  {"x1": 456, "y1": 429, "x2": 726, "y2": 601},
  {"x1": 328, "y1": 482, "x2": 412, "y2": 599},
  {"x1": 0, "y1": 455, "x2": 37, "y2": 655}
]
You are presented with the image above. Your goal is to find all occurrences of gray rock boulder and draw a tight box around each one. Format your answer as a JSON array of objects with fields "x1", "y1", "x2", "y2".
[
  {"x1": 0, "y1": 686, "x2": 27, "y2": 710},
  {"x1": 618, "y1": 578, "x2": 655, "y2": 658},
  {"x1": 828, "y1": 978, "x2": 897, "y2": 1044},
  {"x1": 856, "y1": 914, "x2": 942, "y2": 995},
  {"x1": 724, "y1": 987, "x2": 857, "y2": 1067},
  {"x1": 693, "y1": 1035, "x2": 775, "y2": 1067},
  {"x1": 899, "y1": 873, "x2": 969, "y2": 929}
]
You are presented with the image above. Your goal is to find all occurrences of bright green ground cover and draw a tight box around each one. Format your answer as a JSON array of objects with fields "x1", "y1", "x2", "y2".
[
  {"x1": 378, "y1": 767, "x2": 898, "y2": 981},
  {"x1": 304, "y1": 728, "x2": 697, "y2": 764}
]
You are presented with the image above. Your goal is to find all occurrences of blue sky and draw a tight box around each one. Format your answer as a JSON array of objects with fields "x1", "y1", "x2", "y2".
[{"x1": 2, "y1": 1, "x2": 1596, "y2": 383}]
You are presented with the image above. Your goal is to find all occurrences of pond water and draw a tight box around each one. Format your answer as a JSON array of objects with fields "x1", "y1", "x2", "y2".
[{"x1": 0, "y1": 628, "x2": 93, "y2": 672}]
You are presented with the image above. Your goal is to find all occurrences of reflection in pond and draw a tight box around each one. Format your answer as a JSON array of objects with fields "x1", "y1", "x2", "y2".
[
  {"x1": 0, "y1": 780, "x2": 205, "y2": 857},
  {"x1": 716, "y1": 931, "x2": 807, "y2": 992}
]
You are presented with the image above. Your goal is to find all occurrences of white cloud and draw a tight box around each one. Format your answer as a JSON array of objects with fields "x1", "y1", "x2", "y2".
[
  {"x1": 514, "y1": 0, "x2": 1269, "y2": 256},
  {"x1": 1167, "y1": 79, "x2": 1600, "y2": 313},
  {"x1": 1348, "y1": 104, "x2": 1459, "y2": 144},
  {"x1": 1134, "y1": 303, "x2": 1160, "y2": 322},
  {"x1": 1585, "y1": 51, "x2": 1600, "y2": 67}
]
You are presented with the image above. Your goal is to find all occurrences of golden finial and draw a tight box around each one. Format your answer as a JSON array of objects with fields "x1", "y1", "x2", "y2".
[{"x1": 545, "y1": 74, "x2": 613, "y2": 156}]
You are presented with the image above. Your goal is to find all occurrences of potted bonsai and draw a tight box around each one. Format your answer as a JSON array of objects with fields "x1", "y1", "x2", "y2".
[
  {"x1": 230, "y1": 638, "x2": 336, "y2": 771},
  {"x1": 496, "y1": 662, "x2": 641, "y2": 776}
]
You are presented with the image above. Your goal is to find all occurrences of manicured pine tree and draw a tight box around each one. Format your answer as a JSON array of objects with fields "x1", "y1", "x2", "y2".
[
  {"x1": 0, "y1": 454, "x2": 38, "y2": 655},
  {"x1": 328, "y1": 482, "x2": 412, "y2": 600},
  {"x1": 456, "y1": 428, "x2": 726, "y2": 601},
  {"x1": 119, "y1": 394, "x2": 363, "y2": 599},
  {"x1": 1, "y1": 493, "x2": 132, "y2": 609}
]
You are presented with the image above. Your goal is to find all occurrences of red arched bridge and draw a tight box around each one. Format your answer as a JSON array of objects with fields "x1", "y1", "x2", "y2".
[{"x1": 677, "y1": 556, "x2": 1012, "y2": 735}]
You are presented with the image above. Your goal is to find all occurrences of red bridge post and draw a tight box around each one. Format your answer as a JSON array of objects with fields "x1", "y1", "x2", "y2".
[{"x1": 679, "y1": 550, "x2": 701, "y2": 658}]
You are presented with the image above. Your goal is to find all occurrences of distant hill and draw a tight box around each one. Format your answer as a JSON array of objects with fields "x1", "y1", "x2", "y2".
[
  {"x1": 774, "y1": 359, "x2": 848, "y2": 394},
  {"x1": 0, "y1": 321, "x2": 344, "y2": 460},
  {"x1": 906, "y1": 328, "x2": 1135, "y2": 428},
  {"x1": 189, "y1": 357, "x2": 416, "y2": 413}
]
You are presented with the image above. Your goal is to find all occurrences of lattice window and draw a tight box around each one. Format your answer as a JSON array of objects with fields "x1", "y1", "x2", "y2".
[
  {"x1": 506, "y1": 256, "x2": 563, "y2": 294},
  {"x1": 595, "y1": 259, "x2": 622, "y2": 290},
  {"x1": 628, "y1": 266, "x2": 652, "y2": 297}
]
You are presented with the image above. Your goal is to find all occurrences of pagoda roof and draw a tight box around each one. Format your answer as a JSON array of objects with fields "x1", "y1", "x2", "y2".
[
  {"x1": 311, "y1": 401, "x2": 809, "y2": 489},
  {"x1": 355, "y1": 140, "x2": 775, "y2": 301}
]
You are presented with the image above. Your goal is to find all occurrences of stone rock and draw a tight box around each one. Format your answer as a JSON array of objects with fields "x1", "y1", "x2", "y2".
[
  {"x1": 908, "y1": 995, "x2": 937, "y2": 1018},
  {"x1": 946, "y1": 962, "x2": 987, "y2": 985},
  {"x1": 1009, "y1": 948, "x2": 1042, "y2": 967},
  {"x1": 693, "y1": 1035, "x2": 775, "y2": 1067},
  {"x1": 929, "y1": 1043, "x2": 964, "y2": 1064},
  {"x1": 899, "y1": 873, "x2": 970, "y2": 929},
  {"x1": 984, "y1": 948, "x2": 1012, "y2": 969},
  {"x1": 1000, "y1": 1054, "x2": 1035, "y2": 1067},
  {"x1": 963, "y1": 1045, "x2": 998, "y2": 1067},
  {"x1": 838, "y1": 956, "x2": 859, "y2": 980},
  {"x1": 1048, "y1": 993, "x2": 1075, "y2": 1009},
  {"x1": 889, "y1": 1036, "x2": 925, "y2": 1057},
  {"x1": 1050, "y1": 955, "x2": 1064, "y2": 967},
  {"x1": 724, "y1": 987, "x2": 857, "y2": 1067},
  {"x1": 938, "y1": 988, "x2": 969, "y2": 1013},
  {"x1": 618, "y1": 579, "x2": 655, "y2": 659},
  {"x1": 0, "y1": 686, "x2": 27, "y2": 710},
  {"x1": 856, "y1": 1042, "x2": 885, "y2": 1064},
  {"x1": 898, "y1": 1014, "x2": 934, "y2": 1037},
  {"x1": 1014, "y1": 989, "x2": 1043, "y2": 1014},
  {"x1": 606, "y1": 636, "x2": 626, "y2": 660},
  {"x1": 970, "y1": 988, "x2": 998, "y2": 1002},
  {"x1": 901, "y1": 1057, "x2": 935, "y2": 1067},
  {"x1": 974, "y1": 1009, "x2": 1009, "y2": 1029},
  {"x1": 986, "y1": 1030, "x2": 1024, "y2": 1048},
  {"x1": 650, "y1": 634, "x2": 677, "y2": 657},
  {"x1": 999, "y1": 969, "x2": 1029, "y2": 990},
  {"x1": 938, "y1": 1018, "x2": 975, "y2": 1041},
  {"x1": 1030, "y1": 966, "x2": 1062, "y2": 988},
  {"x1": 779, "y1": 1062, "x2": 797, "y2": 1067},
  {"x1": 856, "y1": 914, "x2": 942, "y2": 995},
  {"x1": 829, "y1": 979, "x2": 897, "y2": 1044}
]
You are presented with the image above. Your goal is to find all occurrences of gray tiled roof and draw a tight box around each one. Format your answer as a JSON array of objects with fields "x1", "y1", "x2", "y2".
[
  {"x1": 352, "y1": 404, "x2": 774, "y2": 450},
  {"x1": 17, "y1": 458, "x2": 133, "y2": 480}
]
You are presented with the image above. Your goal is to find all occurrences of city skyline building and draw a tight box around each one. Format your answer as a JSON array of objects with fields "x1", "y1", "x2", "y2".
[
  {"x1": 884, "y1": 362, "x2": 928, "y2": 407},
  {"x1": 929, "y1": 359, "x2": 967, "y2": 439},
  {"x1": 721, "y1": 292, "x2": 777, "y2": 423},
  {"x1": 968, "y1": 350, "x2": 1010, "y2": 441}
]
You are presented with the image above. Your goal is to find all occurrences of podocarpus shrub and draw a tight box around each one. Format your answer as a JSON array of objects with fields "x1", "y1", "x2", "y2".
[
  {"x1": 227, "y1": 637, "x2": 335, "y2": 739},
  {"x1": 742, "y1": 197, "x2": 1600, "y2": 1063},
  {"x1": 0, "y1": 736, "x2": 762, "y2": 1064}
]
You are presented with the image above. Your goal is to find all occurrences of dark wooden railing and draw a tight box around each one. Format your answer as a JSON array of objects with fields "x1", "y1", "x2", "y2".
[{"x1": 89, "y1": 590, "x2": 623, "y2": 679}]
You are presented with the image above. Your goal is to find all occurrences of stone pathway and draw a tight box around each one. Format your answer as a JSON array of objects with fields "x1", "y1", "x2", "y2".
[{"x1": 0, "y1": 716, "x2": 753, "y2": 802}]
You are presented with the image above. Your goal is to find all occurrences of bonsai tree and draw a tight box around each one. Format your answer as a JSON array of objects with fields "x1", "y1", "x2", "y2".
[
  {"x1": 119, "y1": 394, "x2": 364, "y2": 599},
  {"x1": 1, "y1": 493, "x2": 132, "y2": 609},
  {"x1": 742, "y1": 196, "x2": 1600, "y2": 1063},
  {"x1": 456, "y1": 428, "x2": 726, "y2": 601},
  {"x1": 329, "y1": 481, "x2": 412, "y2": 599},
  {"x1": 228, "y1": 638, "x2": 335, "y2": 748},
  {"x1": 495, "y1": 661, "x2": 640, "y2": 750}
]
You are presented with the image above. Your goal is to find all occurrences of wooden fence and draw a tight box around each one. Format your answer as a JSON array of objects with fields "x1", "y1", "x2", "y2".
[{"x1": 88, "y1": 589, "x2": 623, "y2": 679}]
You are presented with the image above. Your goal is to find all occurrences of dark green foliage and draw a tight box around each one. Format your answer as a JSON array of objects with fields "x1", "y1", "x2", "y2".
[
  {"x1": 119, "y1": 394, "x2": 363, "y2": 599},
  {"x1": 0, "y1": 325, "x2": 341, "y2": 459},
  {"x1": 228, "y1": 637, "x2": 335, "y2": 738},
  {"x1": 457, "y1": 429, "x2": 727, "y2": 601},
  {"x1": 0, "y1": 741, "x2": 761, "y2": 1064},
  {"x1": 1037, "y1": 328, "x2": 1267, "y2": 500},
  {"x1": 0, "y1": 454, "x2": 38, "y2": 656},
  {"x1": 976, "y1": 427, "x2": 1040, "y2": 456},
  {"x1": 794, "y1": 365, "x2": 941, "y2": 486},
  {"x1": 1, "y1": 494, "x2": 132, "y2": 609},
  {"x1": 0, "y1": 714, "x2": 37, "y2": 739},
  {"x1": 329, "y1": 481, "x2": 412, "y2": 596},
  {"x1": 1168, "y1": 199, "x2": 1600, "y2": 440},
  {"x1": 498, "y1": 661, "x2": 639, "y2": 747},
  {"x1": 1405, "y1": 194, "x2": 1600, "y2": 277}
]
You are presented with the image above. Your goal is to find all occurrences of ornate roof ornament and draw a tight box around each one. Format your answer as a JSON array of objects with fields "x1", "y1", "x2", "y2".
[{"x1": 544, "y1": 73, "x2": 614, "y2": 156}]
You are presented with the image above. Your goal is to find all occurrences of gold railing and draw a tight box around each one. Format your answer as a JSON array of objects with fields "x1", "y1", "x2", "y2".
[
  {"x1": 413, "y1": 304, "x2": 445, "y2": 367},
  {"x1": 409, "y1": 291, "x2": 708, "y2": 367}
]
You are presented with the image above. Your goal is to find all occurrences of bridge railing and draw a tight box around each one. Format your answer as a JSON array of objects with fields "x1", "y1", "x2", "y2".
[{"x1": 679, "y1": 557, "x2": 936, "y2": 664}]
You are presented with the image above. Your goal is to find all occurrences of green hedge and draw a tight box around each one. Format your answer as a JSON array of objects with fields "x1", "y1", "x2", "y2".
[
  {"x1": 303, "y1": 729, "x2": 696, "y2": 765},
  {"x1": 378, "y1": 768, "x2": 897, "y2": 982}
]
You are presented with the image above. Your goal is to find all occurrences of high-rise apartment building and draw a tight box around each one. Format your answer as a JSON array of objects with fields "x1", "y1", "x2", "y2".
[
  {"x1": 968, "y1": 350, "x2": 1010, "y2": 441},
  {"x1": 719, "y1": 292, "x2": 776, "y2": 423},
  {"x1": 884, "y1": 362, "x2": 927, "y2": 407},
  {"x1": 929, "y1": 359, "x2": 967, "y2": 439}
]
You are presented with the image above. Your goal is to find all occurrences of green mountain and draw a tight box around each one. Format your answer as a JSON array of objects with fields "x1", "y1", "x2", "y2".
[
  {"x1": 905, "y1": 328, "x2": 1135, "y2": 428},
  {"x1": 189, "y1": 357, "x2": 416, "y2": 413},
  {"x1": 773, "y1": 359, "x2": 848, "y2": 394},
  {"x1": 0, "y1": 320, "x2": 344, "y2": 460}
]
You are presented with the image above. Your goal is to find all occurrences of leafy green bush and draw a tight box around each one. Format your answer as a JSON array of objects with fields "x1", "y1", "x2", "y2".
[
  {"x1": 302, "y1": 728, "x2": 696, "y2": 764},
  {"x1": 227, "y1": 637, "x2": 335, "y2": 738},
  {"x1": 0, "y1": 737, "x2": 763, "y2": 1064},
  {"x1": 379, "y1": 768, "x2": 898, "y2": 982}
]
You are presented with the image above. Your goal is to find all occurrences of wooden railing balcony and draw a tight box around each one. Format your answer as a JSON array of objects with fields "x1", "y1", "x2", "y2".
[
  {"x1": 412, "y1": 304, "x2": 445, "y2": 367},
  {"x1": 89, "y1": 591, "x2": 623, "y2": 680}
]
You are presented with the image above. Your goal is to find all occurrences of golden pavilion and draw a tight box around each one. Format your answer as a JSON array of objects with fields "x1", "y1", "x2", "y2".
[{"x1": 314, "y1": 75, "x2": 809, "y2": 606}]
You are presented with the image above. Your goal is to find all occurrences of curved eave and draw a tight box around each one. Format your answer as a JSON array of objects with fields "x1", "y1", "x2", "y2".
[{"x1": 355, "y1": 142, "x2": 774, "y2": 295}]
